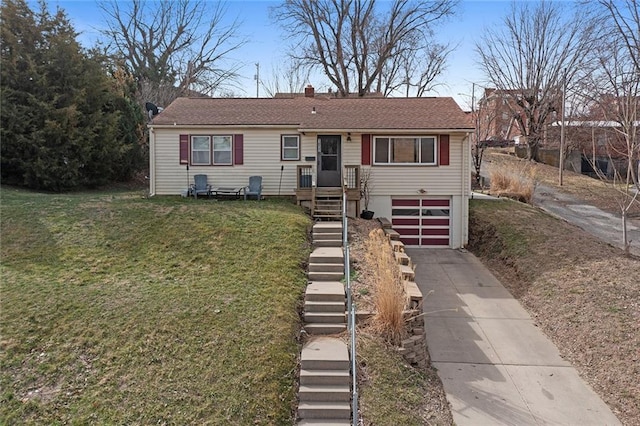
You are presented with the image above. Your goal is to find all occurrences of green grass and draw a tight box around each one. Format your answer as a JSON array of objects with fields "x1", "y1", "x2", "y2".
[
  {"x1": 0, "y1": 186, "x2": 312, "y2": 424},
  {"x1": 357, "y1": 333, "x2": 451, "y2": 425}
]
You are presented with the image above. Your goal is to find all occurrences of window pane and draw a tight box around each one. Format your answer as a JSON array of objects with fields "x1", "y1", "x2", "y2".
[
  {"x1": 213, "y1": 136, "x2": 231, "y2": 150},
  {"x1": 214, "y1": 151, "x2": 232, "y2": 164},
  {"x1": 392, "y1": 138, "x2": 417, "y2": 163},
  {"x1": 422, "y1": 209, "x2": 450, "y2": 216},
  {"x1": 192, "y1": 151, "x2": 209, "y2": 164},
  {"x1": 392, "y1": 208, "x2": 420, "y2": 216},
  {"x1": 374, "y1": 138, "x2": 389, "y2": 163},
  {"x1": 321, "y1": 156, "x2": 337, "y2": 171},
  {"x1": 283, "y1": 136, "x2": 298, "y2": 148},
  {"x1": 420, "y1": 138, "x2": 435, "y2": 163},
  {"x1": 192, "y1": 136, "x2": 210, "y2": 150},
  {"x1": 283, "y1": 148, "x2": 298, "y2": 159},
  {"x1": 191, "y1": 136, "x2": 210, "y2": 164}
]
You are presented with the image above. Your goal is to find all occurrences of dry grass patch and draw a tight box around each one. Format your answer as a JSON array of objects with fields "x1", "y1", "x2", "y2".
[
  {"x1": 485, "y1": 149, "x2": 640, "y2": 216},
  {"x1": 488, "y1": 159, "x2": 538, "y2": 203},
  {"x1": 364, "y1": 229, "x2": 406, "y2": 345}
]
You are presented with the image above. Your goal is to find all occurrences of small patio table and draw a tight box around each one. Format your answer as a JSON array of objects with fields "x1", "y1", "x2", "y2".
[{"x1": 210, "y1": 187, "x2": 245, "y2": 199}]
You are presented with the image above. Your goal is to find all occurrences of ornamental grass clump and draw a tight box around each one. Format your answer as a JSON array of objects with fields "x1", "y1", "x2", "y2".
[
  {"x1": 489, "y1": 161, "x2": 538, "y2": 203},
  {"x1": 364, "y1": 229, "x2": 407, "y2": 345}
]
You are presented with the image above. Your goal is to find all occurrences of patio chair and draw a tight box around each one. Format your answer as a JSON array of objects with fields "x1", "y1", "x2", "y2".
[
  {"x1": 244, "y1": 175, "x2": 263, "y2": 201},
  {"x1": 189, "y1": 174, "x2": 212, "y2": 199}
]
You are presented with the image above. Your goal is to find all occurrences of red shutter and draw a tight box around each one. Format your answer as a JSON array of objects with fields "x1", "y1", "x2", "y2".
[
  {"x1": 179, "y1": 134, "x2": 189, "y2": 164},
  {"x1": 361, "y1": 134, "x2": 371, "y2": 165},
  {"x1": 439, "y1": 135, "x2": 450, "y2": 166},
  {"x1": 233, "y1": 134, "x2": 244, "y2": 165}
]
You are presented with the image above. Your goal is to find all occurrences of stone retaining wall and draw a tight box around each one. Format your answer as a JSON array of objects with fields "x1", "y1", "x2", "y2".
[{"x1": 398, "y1": 309, "x2": 429, "y2": 369}]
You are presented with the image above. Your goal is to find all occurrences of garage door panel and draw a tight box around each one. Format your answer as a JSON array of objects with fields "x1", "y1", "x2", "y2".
[
  {"x1": 400, "y1": 237, "x2": 420, "y2": 245},
  {"x1": 422, "y1": 199, "x2": 450, "y2": 207},
  {"x1": 392, "y1": 199, "x2": 420, "y2": 206},
  {"x1": 393, "y1": 218, "x2": 419, "y2": 226},
  {"x1": 392, "y1": 197, "x2": 451, "y2": 248},
  {"x1": 422, "y1": 228, "x2": 449, "y2": 236},
  {"x1": 396, "y1": 228, "x2": 420, "y2": 236},
  {"x1": 421, "y1": 238, "x2": 449, "y2": 246},
  {"x1": 422, "y1": 218, "x2": 449, "y2": 226}
]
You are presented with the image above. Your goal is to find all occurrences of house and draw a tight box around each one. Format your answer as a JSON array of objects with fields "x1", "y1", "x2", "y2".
[
  {"x1": 148, "y1": 86, "x2": 474, "y2": 248},
  {"x1": 476, "y1": 88, "x2": 524, "y2": 143}
]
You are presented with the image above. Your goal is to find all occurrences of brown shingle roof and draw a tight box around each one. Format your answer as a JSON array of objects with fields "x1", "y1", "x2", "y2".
[{"x1": 151, "y1": 96, "x2": 474, "y2": 130}]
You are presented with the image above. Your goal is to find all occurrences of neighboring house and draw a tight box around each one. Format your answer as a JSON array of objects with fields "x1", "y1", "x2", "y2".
[
  {"x1": 148, "y1": 86, "x2": 474, "y2": 248},
  {"x1": 476, "y1": 88, "x2": 523, "y2": 143}
]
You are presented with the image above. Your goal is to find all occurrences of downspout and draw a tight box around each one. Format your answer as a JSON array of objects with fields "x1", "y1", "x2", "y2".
[
  {"x1": 462, "y1": 132, "x2": 471, "y2": 247},
  {"x1": 148, "y1": 126, "x2": 155, "y2": 197}
]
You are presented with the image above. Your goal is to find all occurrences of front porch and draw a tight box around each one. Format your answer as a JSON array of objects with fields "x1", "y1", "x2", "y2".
[{"x1": 295, "y1": 165, "x2": 362, "y2": 219}]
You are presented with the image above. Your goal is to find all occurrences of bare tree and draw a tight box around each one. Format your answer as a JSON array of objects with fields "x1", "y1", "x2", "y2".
[
  {"x1": 578, "y1": 0, "x2": 640, "y2": 255},
  {"x1": 271, "y1": 0, "x2": 457, "y2": 97},
  {"x1": 99, "y1": 0, "x2": 246, "y2": 107},
  {"x1": 471, "y1": 85, "x2": 497, "y2": 187},
  {"x1": 260, "y1": 59, "x2": 313, "y2": 97},
  {"x1": 475, "y1": 1, "x2": 597, "y2": 161},
  {"x1": 378, "y1": 33, "x2": 453, "y2": 97}
]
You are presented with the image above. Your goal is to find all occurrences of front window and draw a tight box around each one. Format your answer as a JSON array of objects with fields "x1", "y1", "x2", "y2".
[
  {"x1": 213, "y1": 135, "x2": 232, "y2": 165},
  {"x1": 191, "y1": 136, "x2": 211, "y2": 165},
  {"x1": 374, "y1": 136, "x2": 437, "y2": 165},
  {"x1": 281, "y1": 135, "x2": 300, "y2": 160}
]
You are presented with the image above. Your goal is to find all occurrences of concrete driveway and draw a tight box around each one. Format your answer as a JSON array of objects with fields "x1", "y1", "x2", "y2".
[
  {"x1": 533, "y1": 183, "x2": 640, "y2": 257},
  {"x1": 406, "y1": 248, "x2": 621, "y2": 426}
]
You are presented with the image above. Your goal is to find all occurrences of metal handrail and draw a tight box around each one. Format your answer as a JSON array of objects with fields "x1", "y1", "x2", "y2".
[{"x1": 342, "y1": 181, "x2": 358, "y2": 425}]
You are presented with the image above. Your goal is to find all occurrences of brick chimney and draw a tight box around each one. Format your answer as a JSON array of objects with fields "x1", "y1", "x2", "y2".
[{"x1": 304, "y1": 84, "x2": 315, "y2": 98}]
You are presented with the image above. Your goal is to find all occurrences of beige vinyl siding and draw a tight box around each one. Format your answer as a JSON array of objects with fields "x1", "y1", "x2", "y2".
[
  {"x1": 153, "y1": 127, "x2": 307, "y2": 195},
  {"x1": 367, "y1": 134, "x2": 465, "y2": 196}
]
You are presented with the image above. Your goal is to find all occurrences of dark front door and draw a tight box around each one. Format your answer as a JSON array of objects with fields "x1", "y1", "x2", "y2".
[{"x1": 317, "y1": 135, "x2": 341, "y2": 187}]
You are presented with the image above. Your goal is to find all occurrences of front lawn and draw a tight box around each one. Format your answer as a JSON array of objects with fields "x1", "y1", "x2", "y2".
[{"x1": 0, "y1": 187, "x2": 311, "y2": 424}]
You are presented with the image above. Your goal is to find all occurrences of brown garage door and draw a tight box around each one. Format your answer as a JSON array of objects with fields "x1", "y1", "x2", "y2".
[{"x1": 391, "y1": 198, "x2": 451, "y2": 247}]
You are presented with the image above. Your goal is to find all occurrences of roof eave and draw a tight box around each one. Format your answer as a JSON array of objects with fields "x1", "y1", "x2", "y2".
[{"x1": 298, "y1": 127, "x2": 475, "y2": 133}]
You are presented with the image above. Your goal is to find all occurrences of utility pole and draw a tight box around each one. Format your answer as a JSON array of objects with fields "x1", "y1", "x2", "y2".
[
  {"x1": 559, "y1": 69, "x2": 566, "y2": 186},
  {"x1": 254, "y1": 63, "x2": 260, "y2": 98}
]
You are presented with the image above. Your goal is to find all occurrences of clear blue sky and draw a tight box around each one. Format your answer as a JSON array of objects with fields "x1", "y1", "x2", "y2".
[{"x1": 39, "y1": 0, "x2": 518, "y2": 109}]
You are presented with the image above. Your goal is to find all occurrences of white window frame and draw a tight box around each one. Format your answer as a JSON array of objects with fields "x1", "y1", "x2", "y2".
[
  {"x1": 191, "y1": 136, "x2": 211, "y2": 165},
  {"x1": 213, "y1": 135, "x2": 233, "y2": 165},
  {"x1": 373, "y1": 136, "x2": 438, "y2": 165},
  {"x1": 281, "y1": 135, "x2": 300, "y2": 161}
]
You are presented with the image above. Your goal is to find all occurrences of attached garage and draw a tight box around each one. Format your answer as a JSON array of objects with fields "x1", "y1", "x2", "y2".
[{"x1": 391, "y1": 198, "x2": 451, "y2": 247}]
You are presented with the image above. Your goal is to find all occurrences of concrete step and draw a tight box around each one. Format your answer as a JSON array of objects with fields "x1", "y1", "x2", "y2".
[
  {"x1": 297, "y1": 420, "x2": 351, "y2": 426},
  {"x1": 304, "y1": 282, "x2": 345, "y2": 302},
  {"x1": 309, "y1": 263, "x2": 344, "y2": 273},
  {"x1": 304, "y1": 323, "x2": 347, "y2": 335},
  {"x1": 298, "y1": 402, "x2": 351, "y2": 420},
  {"x1": 312, "y1": 222, "x2": 342, "y2": 233},
  {"x1": 300, "y1": 369, "x2": 350, "y2": 386},
  {"x1": 304, "y1": 312, "x2": 346, "y2": 323},
  {"x1": 299, "y1": 385, "x2": 350, "y2": 402},
  {"x1": 308, "y1": 271, "x2": 344, "y2": 281},
  {"x1": 312, "y1": 240, "x2": 343, "y2": 248},
  {"x1": 313, "y1": 214, "x2": 342, "y2": 220},
  {"x1": 309, "y1": 247, "x2": 344, "y2": 264},
  {"x1": 313, "y1": 232, "x2": 342, "y2": 241},
  {"x1": 304, "y1": 300, "x2": 346, "y2": 313},
  {"x1": 301, "y1": 338, "x2": 350, "y2": 370}
]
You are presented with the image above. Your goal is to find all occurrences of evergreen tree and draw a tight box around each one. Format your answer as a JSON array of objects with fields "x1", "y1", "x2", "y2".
[{"x1": 1, "y1": 0, "x2": 145, "y2": 191}]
